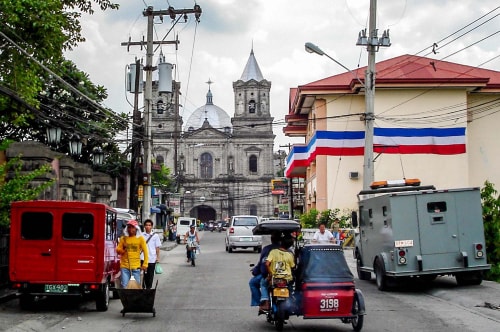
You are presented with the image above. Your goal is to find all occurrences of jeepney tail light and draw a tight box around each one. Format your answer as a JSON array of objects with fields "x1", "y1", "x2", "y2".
[
  {"x1": 474, "y1": 243, "x2": 484, "y2": 258},
  {"x1": 398, "y1": 250, "x2": 407, "y2": 265},
  {"x1": 229, "y1": 227, "x2": 234, "y2": 234}
]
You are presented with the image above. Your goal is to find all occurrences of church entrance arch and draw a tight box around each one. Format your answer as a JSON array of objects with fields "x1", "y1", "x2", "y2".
[{"x1": 188, "y1": 204, "x2": 216, "y2": 223}]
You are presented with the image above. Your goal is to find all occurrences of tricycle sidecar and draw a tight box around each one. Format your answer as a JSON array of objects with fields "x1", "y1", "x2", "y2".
[
  {"x1": 296, "y1": 244, "x2": 365, "y2": 330},
  {"x1": 252, "y1": 220, "x2": 366, "y2": 331}
]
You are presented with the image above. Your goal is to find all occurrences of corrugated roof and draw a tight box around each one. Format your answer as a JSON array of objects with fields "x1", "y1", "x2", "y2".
[
  {"x1": 303, "y1": 54, "x2": 500, "y2": 88},
  {"x1": 239, "y1": 49, "x2": 264, "y2": 82}
]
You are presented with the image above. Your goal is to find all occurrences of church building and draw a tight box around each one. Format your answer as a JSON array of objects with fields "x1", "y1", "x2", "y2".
[{"x1": 151, "y1": 49, "x2": 275, "y2": 222}]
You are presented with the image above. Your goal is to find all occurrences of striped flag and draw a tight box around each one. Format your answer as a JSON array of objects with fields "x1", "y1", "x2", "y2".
[{"x1": 285, "y1": 128, "x2": 466, "y2": 177}]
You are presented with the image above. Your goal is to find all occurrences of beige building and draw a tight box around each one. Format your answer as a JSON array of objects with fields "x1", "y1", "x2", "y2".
[
  {"x1": 284, "y1": 55, "x2": 500, "y2": 212},
  {"x1": 151, "y1": 49, "x2": 275, "y2": 221}
]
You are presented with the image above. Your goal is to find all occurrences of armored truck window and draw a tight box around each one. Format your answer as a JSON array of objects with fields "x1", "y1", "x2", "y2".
[
  {"x1": 427, "y1": 201, "x2": 447, "y2": 213},
  {"x1": 21, "y1": 212, "x2": 53, "y2": 240},
  {"x1": 62, "y1": 213, "x2": 94, "y2": 240}
]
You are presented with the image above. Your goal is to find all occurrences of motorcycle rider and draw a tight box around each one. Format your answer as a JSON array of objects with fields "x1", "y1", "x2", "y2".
[
  {"x1": 183, "y1": 224, "x2": 200, "y2": 262},
  {"x1": 261, "y1": 236, "x2": 295, "y2": 312},
  {"x1": 249, "y1": 232, "x2": 281, "y2": 310}
]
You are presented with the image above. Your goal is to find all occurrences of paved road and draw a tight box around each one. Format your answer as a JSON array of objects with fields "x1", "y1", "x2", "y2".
[{"x1": 1, "y1": 231, "x2": 500, "y2": 332}]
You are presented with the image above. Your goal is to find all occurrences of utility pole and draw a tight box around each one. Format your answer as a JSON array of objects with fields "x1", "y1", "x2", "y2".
[
  {"x1": 363, "y1": 0, "x2": 376, "y2": 191},
  {"x1": 356, "y1": 0, "x2": 390, "y2": 190},
  {"x1": 129, "y1": 59, "x2": 142, "y2": 212},
  {"x1": 122, "y1": 5, "x2": 202, "y2": 223}
]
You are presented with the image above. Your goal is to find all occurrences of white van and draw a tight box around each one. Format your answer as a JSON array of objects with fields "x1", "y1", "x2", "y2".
[{"x1": 176, "y1": 217, "x2": 197, "y2": 244}]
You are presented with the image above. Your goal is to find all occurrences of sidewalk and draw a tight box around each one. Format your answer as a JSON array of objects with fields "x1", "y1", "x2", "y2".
[{"x1": 161, "y1": 239, "x2": 178, "y2": 251}]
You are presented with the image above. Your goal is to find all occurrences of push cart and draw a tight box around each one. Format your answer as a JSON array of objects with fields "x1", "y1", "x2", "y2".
[{"x1": 117, "y1": 280, "x2": 158, "y2": 317}]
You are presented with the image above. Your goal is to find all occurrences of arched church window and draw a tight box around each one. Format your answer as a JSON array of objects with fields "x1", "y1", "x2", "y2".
[
  {"x1": 249, "y1": 204, "x2": 257, "y2": 216},
  {"x1": 248, "y1": 100, "x2": 256, "y2": 113},
  {"x1": 249, "y1": 155, "x2": 257, "y2": 173},
  {"x1": 200, "y1": 153, "x2": 213, "y2": 179}
]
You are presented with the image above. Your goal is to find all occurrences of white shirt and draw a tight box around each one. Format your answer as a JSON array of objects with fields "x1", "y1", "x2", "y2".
[
  {"x1": 141, "y1": 232, "x2": 161, "y2": 263},
  {"x1": 313, "y1": 229, "x2": 334, "y2": 243}
]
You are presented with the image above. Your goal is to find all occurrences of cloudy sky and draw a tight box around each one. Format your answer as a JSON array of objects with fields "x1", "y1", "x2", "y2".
[{"x1": 65, "y1": 0, "x2": 500, "y2": 150}]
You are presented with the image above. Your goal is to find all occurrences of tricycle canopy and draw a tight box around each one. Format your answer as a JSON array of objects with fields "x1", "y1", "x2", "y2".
[
  {"x1": 297, "y1": 244, "x2": 354, "y2": 283},
  {"x1": 252, "y1": 220, "x2": 301, "y2": 235}
]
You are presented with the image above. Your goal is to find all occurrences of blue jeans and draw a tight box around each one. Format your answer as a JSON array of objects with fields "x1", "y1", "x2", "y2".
[
  {"x1": 249, "y1": 274, "x2": 263, "y2": 306},
  {"x1": 260, "y1": 276, "x2": 270, "y2": 302},
  {"x1": 121, "y1": 268, "x2": 141, "y2": 288}
]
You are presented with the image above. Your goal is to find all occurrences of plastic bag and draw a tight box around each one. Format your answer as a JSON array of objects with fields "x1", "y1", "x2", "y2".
[{"x1": 155, "y1": 263, "x2": 163, "y2": 274}]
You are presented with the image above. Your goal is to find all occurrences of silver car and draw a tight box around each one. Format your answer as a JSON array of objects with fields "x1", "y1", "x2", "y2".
[{"x1": 225, "y1": 215, "x2": 262, "y2": 253}]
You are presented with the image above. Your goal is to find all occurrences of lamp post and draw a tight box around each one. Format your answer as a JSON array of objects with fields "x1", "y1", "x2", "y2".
[{"x1": 305, "y1": 1, "x2": 389, "y2": 190}]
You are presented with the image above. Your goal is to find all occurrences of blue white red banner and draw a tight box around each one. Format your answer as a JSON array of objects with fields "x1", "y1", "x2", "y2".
[{"x1": 285, "y1": 128, "x2": 466, "y2": 177}]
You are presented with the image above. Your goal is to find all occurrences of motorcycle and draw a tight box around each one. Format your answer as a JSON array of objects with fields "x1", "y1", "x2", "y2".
[
  {"x1": 186, "y1": 240, "x2": 199, "y2": 267},
  {"x1": 252, "y1": 220, "x2": 366, "y2": 332},
  {"x1": 265, "y1": 276, "x2": 293, "y2": 331}
]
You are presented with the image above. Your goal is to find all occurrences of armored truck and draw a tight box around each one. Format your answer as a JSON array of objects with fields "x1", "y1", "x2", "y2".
[{"x1": 352, "y1": 180, "x2": 490, "y2": 290}]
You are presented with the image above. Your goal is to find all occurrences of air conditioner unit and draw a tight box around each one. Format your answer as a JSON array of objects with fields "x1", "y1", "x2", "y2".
[{"x1": 349, "y1": 171, "x2": 359, "y2": 180}]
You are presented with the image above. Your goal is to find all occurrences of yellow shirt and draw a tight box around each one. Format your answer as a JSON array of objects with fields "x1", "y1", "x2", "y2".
[
  {"x1": 266, "y1": 248, "x2": 295, "y2": 281},
  {"x1": 117, "y1": 236, "x2": 148, "y2": 270}
]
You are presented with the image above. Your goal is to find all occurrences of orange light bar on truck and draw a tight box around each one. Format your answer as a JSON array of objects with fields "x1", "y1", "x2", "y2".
[{"x1": 370, "y1": 178, "x2": 421, "y2": 189}]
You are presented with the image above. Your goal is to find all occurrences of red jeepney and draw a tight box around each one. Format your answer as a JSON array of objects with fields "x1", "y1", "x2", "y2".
[{"x1": 9, "y1": 200, "x2": 120, "y2": 311}]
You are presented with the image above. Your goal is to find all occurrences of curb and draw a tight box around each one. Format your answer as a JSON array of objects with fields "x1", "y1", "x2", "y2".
[{"x1": 0, "y1": 289, "x2": 17, "y2": 304}]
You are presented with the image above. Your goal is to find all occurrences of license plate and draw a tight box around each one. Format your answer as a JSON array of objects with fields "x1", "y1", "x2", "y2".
[
  {"x1": 319, "y1": 298, "x2": 339, "y2": 311},
  {"x1": 240, "y1": 237, "x2": 252, "y2": 242},
  {"x1": 44, "y1": 284, "x2": 68, "y2": 293},
  {"x1": 273, "y1": 288, "x2": 289, "y2": 297}
]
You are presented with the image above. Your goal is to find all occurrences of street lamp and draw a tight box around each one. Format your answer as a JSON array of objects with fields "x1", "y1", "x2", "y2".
[
  {"x1": 305, "y1": 42, "x2": 365, "y2": 87},
  {"x1": 68, "y1": 134, "x2": 82, "y2": 157},
  {"x1": 92, "y1": 147, "x2": 105, "y2": 166},
  {"x1": 46, "y1": 127, "x2": 62, "y2": 146}
]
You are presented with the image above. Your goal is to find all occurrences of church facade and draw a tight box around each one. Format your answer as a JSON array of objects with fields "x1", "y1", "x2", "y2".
[{"x1": 151, "y1": 50, "x2": 275, "y2": 222}]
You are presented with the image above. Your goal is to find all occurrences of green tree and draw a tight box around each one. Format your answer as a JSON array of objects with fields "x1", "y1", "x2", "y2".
[
  {"x1": 480, "y1": 180, "x2": 500, "y2": 281},
  {"x1": 152, "y1": 164, "x2": 174, "y2": 195},
  {"x1": 0, "y1": 0, "x2": 119, "y2": 121},
  {"x1": 0, "y1": 1, "x2": 130, "y2": 174},
  {"x1": 0, "y1": 142, "x2": 55, "y2": 227}
]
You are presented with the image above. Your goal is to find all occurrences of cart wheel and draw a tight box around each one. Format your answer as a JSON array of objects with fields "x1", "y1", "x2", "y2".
[
  {"x1": 351, "y1": 296, "x2": 364, "y2": 331},
  {"x1": 153, "y1": 308, "x2": 156, "y2": 317}
]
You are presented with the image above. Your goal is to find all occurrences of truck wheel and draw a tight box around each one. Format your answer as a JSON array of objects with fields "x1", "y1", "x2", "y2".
[
  {"x1": 374, "y1": 258, "x2": 388, "y2": 291},
  {"x1": 19, "y1": 294, "x2": 34, "y2": 310},
  {"x1": 456, "y1": 271, "x2": 483, "y2": 286},
  {"x1": 356, "y1": 254, "x2": 371, "y2": 281},
  {"x1": 95, "y1": 282, "x2": 110, "y2": 312}
]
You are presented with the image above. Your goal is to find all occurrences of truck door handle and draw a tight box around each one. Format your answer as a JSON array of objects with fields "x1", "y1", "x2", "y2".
[{"x1": 41, "y1": 249, "x2": 52, "y2": 256}]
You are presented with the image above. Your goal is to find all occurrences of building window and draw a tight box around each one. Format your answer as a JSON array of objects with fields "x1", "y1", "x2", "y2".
[
  {"x1": 200, "y1": 153, "x2": 213, "y2": 179},
  {"x1": 249, "y1": 155, "x2": 258, "y2": 173},
  {"x1": 248, "y1": 100, "x2": 256, "y2": 113},
  {"x1": 156, "y1": 155, "x2": 164, "y2": 165}
]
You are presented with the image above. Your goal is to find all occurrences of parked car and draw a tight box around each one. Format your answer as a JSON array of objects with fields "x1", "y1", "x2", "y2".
[{"x1": 225, "y1": 215, "x2": 262, "y2": 253}]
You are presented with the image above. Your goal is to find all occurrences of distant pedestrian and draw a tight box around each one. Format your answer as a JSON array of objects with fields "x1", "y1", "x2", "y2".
[
  {"x1": 312, "y1": 222, "x2": 336, "y2": 244},
  {"x1": 141, "y1": 219, "x2": 162, "y2": 289}
]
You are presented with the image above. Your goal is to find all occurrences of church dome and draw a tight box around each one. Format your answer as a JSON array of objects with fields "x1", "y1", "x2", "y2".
[{"x1": 184, "y1": 87, "x2": 231, "y2": 132}]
